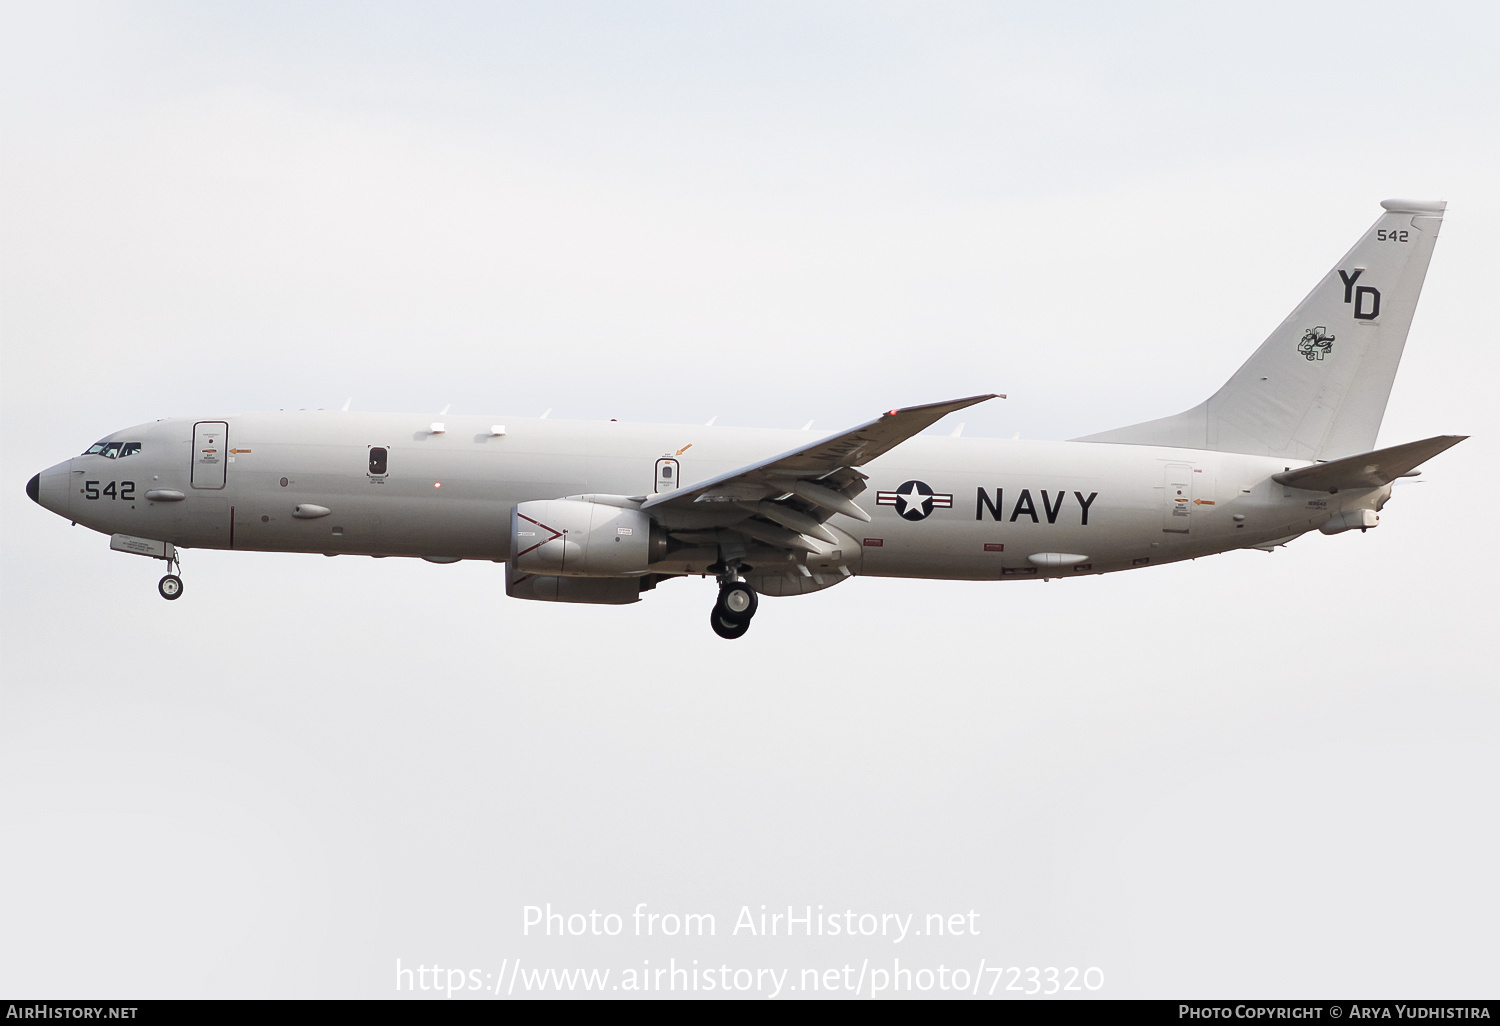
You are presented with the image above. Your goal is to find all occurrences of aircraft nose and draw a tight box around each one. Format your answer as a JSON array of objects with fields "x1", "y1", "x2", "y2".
[{"x1": 30, "y1": 461, "x2": 74, "y2": 518}]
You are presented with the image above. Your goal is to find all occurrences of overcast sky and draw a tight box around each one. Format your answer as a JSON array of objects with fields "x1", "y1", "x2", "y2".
[{"x1": 2, "y1": 0, "x2": 1496, "y2": 1000}]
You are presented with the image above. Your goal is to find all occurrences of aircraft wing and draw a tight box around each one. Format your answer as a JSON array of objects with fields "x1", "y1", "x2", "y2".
[
  {"x1": 1272, "y1": 435, "x2": 1467, "y2": 492},
  {"x1": 640, "y1": 395, "x2": 997, "y2": 545}
]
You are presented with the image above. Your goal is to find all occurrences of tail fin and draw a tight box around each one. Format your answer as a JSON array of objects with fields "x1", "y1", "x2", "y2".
[{"x1": 1076, "y1": 199, "x2": 1446, "y2": 461}]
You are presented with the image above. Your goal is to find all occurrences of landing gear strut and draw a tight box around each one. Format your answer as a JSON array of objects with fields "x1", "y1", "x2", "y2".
[
  {"x1": 709, "y1": 566, "x2": 758, "y2": 640},
  {"x1": 158, "y1": 554, "x2": 184, "y2": 601}
]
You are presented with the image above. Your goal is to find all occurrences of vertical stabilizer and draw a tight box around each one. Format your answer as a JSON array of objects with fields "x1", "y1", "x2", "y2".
[{"x1": 1076, "y1": 199, "x2": 1445, "y2": 461}]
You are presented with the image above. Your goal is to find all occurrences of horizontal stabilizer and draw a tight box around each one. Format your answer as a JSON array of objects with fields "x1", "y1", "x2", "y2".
[{"x1": 1272, "y1": 435, "x2": 1466, "y2": 492}]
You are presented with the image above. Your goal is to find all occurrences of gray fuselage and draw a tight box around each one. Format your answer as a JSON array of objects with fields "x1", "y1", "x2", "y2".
[{"x1": 31, "y1": 410, "x2": 1374, "y2": 583}]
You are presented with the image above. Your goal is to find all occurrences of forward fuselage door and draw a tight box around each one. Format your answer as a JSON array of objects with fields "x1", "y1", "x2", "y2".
[
  {"x1": 1162, "y1": 462, "x2": 1193, "y2": 533},
  {"x1": 192, "y1": 421, "x2": 229, "y2": 489}
]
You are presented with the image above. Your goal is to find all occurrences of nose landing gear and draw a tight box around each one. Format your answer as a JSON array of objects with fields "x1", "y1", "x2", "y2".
[
  {"x1": 157, "y1": 554, "x2": 184, "y2": 601},
  {"x1": 710, "y1": 574, "x2": 758, "y2": 640}
]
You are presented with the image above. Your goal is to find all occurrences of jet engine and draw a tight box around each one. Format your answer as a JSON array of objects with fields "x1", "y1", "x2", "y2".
[{"x1": 510, "y1": 498, "x2": 666, "y2": 577}]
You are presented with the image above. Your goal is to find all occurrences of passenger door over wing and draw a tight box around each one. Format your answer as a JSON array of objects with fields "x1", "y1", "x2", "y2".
[{"x1": 655, "y1": 458, "x2": 679, "y2": 493}]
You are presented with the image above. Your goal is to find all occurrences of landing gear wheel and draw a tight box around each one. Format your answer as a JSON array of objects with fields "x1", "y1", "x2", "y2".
[
  {"x1": 158, "y1": 574, "x2": 184, "y2": 600},
  {"x1": 715, "y1": 581, "x2": 758, "y2": 624},
  {"x1": 710, "y1": 608, "x2": 751, "y2": 639}
]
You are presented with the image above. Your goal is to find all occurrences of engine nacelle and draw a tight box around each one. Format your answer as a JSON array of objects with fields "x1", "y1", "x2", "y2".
[{"x1": 510, "y1": 498, "x2": 664, "y2": 577}]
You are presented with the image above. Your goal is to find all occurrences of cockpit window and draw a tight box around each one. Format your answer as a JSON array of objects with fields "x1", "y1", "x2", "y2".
[{"x1": 82, "y1": 440, "x2": 142, "y2": 458}]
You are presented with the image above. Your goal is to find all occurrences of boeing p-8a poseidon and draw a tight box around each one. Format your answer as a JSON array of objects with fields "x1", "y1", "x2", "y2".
[{"x1": 27, "y1": 199, "x2": 1465, "y2": 638}]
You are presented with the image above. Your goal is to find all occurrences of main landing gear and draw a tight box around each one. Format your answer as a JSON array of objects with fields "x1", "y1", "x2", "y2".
[
  {"x1": 709, "y1": 570, "x2": 758, "y2": 640},
  {"x1": 157, "y1": 554, "x2": 184, "y2": 601}
]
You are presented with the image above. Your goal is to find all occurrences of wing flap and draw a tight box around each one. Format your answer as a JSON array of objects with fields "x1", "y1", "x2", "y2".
[
  {"x1": 640, "y1": 394, "x2": 998, "y2": 554},
  {"x1": 641, "y1": 394, "x2": 996, "y2": 515}
]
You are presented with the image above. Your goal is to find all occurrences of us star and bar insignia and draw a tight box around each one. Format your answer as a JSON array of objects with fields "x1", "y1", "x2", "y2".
[{"x1": 876, "y1": 480, "x2": 953, "y2": 522}]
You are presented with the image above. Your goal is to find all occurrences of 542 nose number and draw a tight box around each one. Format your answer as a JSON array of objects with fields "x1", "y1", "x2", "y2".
[{"x1": 84, "y1": 480, "x2": 135, "y2": 500}]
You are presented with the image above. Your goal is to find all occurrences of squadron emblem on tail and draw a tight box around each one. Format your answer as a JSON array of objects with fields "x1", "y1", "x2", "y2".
[{"x1": 1298, "y1": 326, "x2": 1335, "y2": 361}]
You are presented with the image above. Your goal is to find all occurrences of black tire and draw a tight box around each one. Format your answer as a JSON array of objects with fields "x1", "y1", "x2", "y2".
[
  {"x1": 158, "y1": 574, "x2": 184, "y2": 601},
  {"x1": 715, "y1": 581, "x2": 758, "y2": 624},
  {"x1": 710, "y1": 608, "x2": 751, "y2": 639}
]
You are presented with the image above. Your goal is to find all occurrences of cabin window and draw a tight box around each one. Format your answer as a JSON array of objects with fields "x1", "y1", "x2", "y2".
[
  {"x1": 369, "y1": 447, "x2": 388, "y2": 476},
  {"x1": 84, "y1": 440, "x2": 142, "y2": 457},
  {"x1": 83, "y1": 440, "x2": 143, "y2": 458}
]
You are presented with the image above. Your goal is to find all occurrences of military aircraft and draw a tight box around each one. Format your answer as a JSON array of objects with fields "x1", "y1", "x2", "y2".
[{"x1": 27, "y1": 199, "x2": 1465, "y2": 638}]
